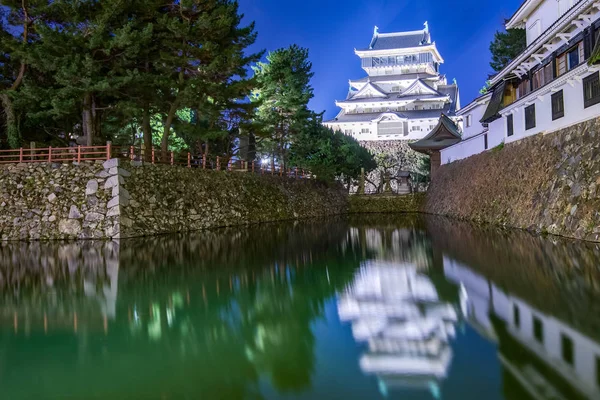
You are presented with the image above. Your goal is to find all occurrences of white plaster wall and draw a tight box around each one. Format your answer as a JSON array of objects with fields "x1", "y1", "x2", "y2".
[
  {"x1": 490, "y1": 73, "x2": 600, "y2": 145},
  {"x1": 441, "y1": 135, "x2": 486, "y2": 164},
  {"x1": 461, "y1": 103, "x2": 489, "y2": 139},
  {"x1": 526, "y1": 0, "x2": 560, "y2": 45}
]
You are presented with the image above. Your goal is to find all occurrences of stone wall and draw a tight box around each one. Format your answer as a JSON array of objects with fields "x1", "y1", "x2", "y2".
[
  {"x1": 425, "y1": 117, "x2": 600, "y2": 242},
  {"x1": 349, "y1": 193, "x2": 425, "y2": 214},
  {"x1": 118, "y1": 161, "x2": 348, "y2": 238},
  {"x1": 0, "y1": 159, "x2": 348, "y2": 241},
  {"x1": 0, "y1": 161, "x2": 119, "y2": 241}
]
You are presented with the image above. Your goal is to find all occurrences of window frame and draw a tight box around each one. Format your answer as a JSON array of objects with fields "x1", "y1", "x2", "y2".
[
  {"x1": 551, "y1": 90, "x2": 565, "y2": 120},
  {"x1": 525, "y1": 104, "x2": 536, "y2": 130},
  {"x1": 583, "y1": 72, "x2": 600, "y2": 109},
  {"x1": 533, "y1": 316, "x2": 544, "y2": 344},
  {"x1": 507, "y1": 114, "x2": 514, "y2": 137},
  {"x1": 561, "y1": 333, "x2": 574, "y2": 366}
]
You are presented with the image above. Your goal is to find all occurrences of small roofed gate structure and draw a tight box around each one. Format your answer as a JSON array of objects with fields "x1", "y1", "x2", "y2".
[{"x1": 409, "y1": 114, "x2": 461, "y2": 179}]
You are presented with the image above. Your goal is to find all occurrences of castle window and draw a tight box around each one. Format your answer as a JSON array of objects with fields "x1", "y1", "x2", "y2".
[
  {"x1": 561, "y1": 334, "x2": 574, "y2": 366},
  {"x1": 466, "y1": 114, "x2": 472, "y2": 127},
  {"x1": 484, "y1": 134, "x2": 488, "y2": 150},
  {"x1": 361, "y1": 128, "x2": 370, "y2": 134},
  {"x1": 583, "y1": 72, "x2": 600, "y2": 108},
  {"x1": 551, "y1": 90, "x2": 564, "y2": 120},
  {"x1": 533, "y1": 316, "x2": 544, "y2": 343},
  {"x1": 525, "y1": 104, "x2": 536, "y2": 130},
  {"x1": 507, "y1": 114, "x2": 514, "y2": 137}
]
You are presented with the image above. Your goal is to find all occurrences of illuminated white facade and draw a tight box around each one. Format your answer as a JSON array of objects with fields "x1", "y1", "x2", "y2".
[{"x1": 324, "y1": 23, "x2": 461, "y2": 142}]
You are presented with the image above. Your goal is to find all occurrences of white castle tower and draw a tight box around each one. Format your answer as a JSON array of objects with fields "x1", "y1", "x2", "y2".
[{"x1": 324, "y1": 23, "x2": 461, "y2": 142}]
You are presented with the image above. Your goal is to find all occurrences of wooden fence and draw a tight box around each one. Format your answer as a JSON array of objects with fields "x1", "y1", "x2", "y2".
[{"x1": 0, "y1": 143, "x2": 309, "y2": 178}]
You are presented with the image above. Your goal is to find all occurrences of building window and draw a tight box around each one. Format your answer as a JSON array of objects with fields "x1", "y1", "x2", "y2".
[
  {"x1": 411, "y1": 126, "x2": 421, "y2": 131},
  {"x1": 561, "y1": 334, "x2": 574, "y2": 366},
  {"x1": 552, "y1": 90, "x2": 565, "y2": 120},
  {"x1": 533, "y1": 316, "x2": 544, "y2": 343},
  {"x1": 361, "y1": 128, "x2": 369, "y2": 134},
  {"x1": 583, "y1": 72, "x2": 600, "y2": 108},
  {"x1": 518, "y1": 79, "x2": 531, "y2": 98},
  {"x1": 507, "y1": 114, "x2": 514, "y2": 137},
  {"x1": 344, "y1": 130, "x2": 353, "y2": 135},
  {"x1": 525, "y1": 104, "x2": 536, "y2": 130},
  {"x1": 568, "y1": 46, "x2": 580, "y2": 70},
  {"x1": 513, "y1": 305, "x2": 520, "y2": 328},
  {"x1": 391, "y1": 86, "x2": 400, "y2": 92},
  {"x1": 596, "y1": 356, "x2": 600, "y2": 387},
  {"x1": 466, "y1": 114, "x2": 472, "y2": 127},
  {"x1": 484, "y1": 134, "x2": 488, "y2": 150}
]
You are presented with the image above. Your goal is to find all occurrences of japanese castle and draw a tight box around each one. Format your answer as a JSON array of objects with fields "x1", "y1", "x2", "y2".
[{"x1": 324, "y1": 23, "x2": 461, "y2": 142}]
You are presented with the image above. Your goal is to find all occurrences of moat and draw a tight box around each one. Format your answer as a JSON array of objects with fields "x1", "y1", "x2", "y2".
[{"x1": 1, "y1": 215, "x2": 599, "y2": 399}]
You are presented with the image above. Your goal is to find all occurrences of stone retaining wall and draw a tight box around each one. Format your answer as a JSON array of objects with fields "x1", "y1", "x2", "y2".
[
  {"x1": 425, "y1": 117, "x2": 600, "y2": 242},
  {"x1": 349, "y1": 193, "x2": 425, "y2": 214},
  {"x1": 0, "y1": 160, "x2": 348, "y2": 241}
]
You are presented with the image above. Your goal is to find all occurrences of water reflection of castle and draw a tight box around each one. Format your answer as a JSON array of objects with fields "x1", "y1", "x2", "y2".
[
  {"x1": 338, "y1": 261, "x2": 460, "y2": 398},
  {"x1": 444, "y1": 257, "x2": 600, "y2": 400}
]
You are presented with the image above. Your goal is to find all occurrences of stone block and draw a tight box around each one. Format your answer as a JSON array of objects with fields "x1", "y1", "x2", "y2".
[
  {"x1": 103, "y1": 158, "x2": 120, "y2": 170},
  {"x1": 58, "y1": 219, "x2": 82, "y2": 236},
  {"x1": 118, "y1": 168, "x2": 132, "y2": 177},
  {"x1": 96, "y1": 171, "x2": 110, "y2": 178},
  {"x1": 104, "y1": 176, "x2": 119, "y2": 189},
  {"x1": 48, "y1": 193, "x2": 57, "y2": 203},
  {"x1": 107, "y1": 195, "x2": 129, "y2": 209},
  {"x1": 85, "y1": 212, "x2": 104, "y2": 222},
  {"x1": 69, "y1": 205, "x2": 83, "y2": 219},
  {"x1": 86, "y1": 180, "x2": 98, "y2": 196},
  {"x1": 108, "y1": 167, "x2": 119, "y2": 176},
  {"x1": 106, "y1": 206, "x2": 120, "y2": 217}
]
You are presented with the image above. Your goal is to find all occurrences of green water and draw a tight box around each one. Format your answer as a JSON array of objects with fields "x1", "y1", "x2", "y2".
[{"x1": 1, "y1": 215, "x2": 600, "y2": 400}]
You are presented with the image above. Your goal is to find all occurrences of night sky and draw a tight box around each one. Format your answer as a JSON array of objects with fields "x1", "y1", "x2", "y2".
[{"x1": 239, "y1": 0, "x2": 524, "y2": 119}]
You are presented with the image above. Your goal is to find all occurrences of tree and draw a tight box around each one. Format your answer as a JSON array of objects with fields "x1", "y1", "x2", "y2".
[
  {"x1": 489, "y1": 28, "x2": 526, "y2": 73},
  {"x1": 289, "y1": 115, "x2": 376, "y2": 183},
  {"x1": 252, "y1": 45, "x2": 314, "y2": 169}
]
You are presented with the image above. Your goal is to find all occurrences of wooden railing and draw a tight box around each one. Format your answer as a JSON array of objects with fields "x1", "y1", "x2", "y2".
[{"x1": 0, "y1": 143, "x2": 309, "y2": 178}]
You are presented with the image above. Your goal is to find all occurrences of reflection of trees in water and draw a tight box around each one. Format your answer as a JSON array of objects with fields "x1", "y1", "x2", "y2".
[{"x1": 0, "y1": 218, "x2": 363, "y2": 398}]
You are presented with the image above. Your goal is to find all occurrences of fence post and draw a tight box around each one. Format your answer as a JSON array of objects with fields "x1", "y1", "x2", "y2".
[
  {"x1": 228, "y1": 159, "x2": 232, "y2": 171},
  {"x1": 252, "y1": 161, "x2": 255, "y2": 173},
  {"x1": 30, "y1": 142, "x2": 36, "y2": 161},
  {"x1": 130, "y1": 146, "x2": 134, "y2": 161},
  {"x1": 151, "y1": 147, "x2": 155, "y2": 164},
  {"x1": 106, "y1": 141, "x2": 112, "y2": 161},
  {"x1": 187, "y1": 152, "x2": 191, "y2": 168},
  {"x1": 77, "y1": 146, "x2": 81, "y2": 163},
  {"x1": 216, "y1": 156, "x2": 220, "y2": 171},
  {"x1": 202, "y1": 154, "x2": 206, "y2": 169},
  {"x1": 19, "y1": 148, "x2": 23, "y2": 163},
  {"x1": 170, "y1": 151, "x2": 174, "y2": 166},
  {"x1": 48, "y1": 146, "x2": 52, "y2": 163},
  {"x1": 279, "y1": 167, "x2": 283, "y2": 177}
]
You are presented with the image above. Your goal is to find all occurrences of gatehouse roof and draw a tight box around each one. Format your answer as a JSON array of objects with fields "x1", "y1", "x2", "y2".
[{"x1": 409, "y1": 114, "x2": 462, "y2": 154}]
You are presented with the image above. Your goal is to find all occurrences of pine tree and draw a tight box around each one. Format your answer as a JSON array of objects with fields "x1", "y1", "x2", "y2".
[
  {"x1": 489, "y1": 28, "x2": 526, "y2": 73},
  {"x1": 252, "y1": 45, "x2": 314, "y2": 168}
]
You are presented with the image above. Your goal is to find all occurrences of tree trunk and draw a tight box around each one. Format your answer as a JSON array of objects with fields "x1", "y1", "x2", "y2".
[
  {"x1": 161, "y1": 102, "x2": 178, "y2": 159},
  {"x1": 142, "y1": 102, "x2": 152, "y2": 161},
  {"x1": 0, "y1": 93, "x2": 20, "y2": 149},
  {"x1": 83, "y1": 93, "x2": 94, "y2": 146}
]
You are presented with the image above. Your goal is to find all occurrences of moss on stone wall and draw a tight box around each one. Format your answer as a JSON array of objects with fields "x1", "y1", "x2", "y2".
[
  {"x1": 426, "y1": 117, "x2": 600, "y2": 242},
  {"x1": 119, "y1": 162, "x2": 348, "y2": 238},
  {"x1": 349, "y1": 193, "x2": 425, "y2": 214}
]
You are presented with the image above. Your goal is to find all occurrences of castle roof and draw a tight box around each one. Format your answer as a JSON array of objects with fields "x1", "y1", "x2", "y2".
[{"x1": 409, "y1": 114, "x2": 462, "y2": 154}]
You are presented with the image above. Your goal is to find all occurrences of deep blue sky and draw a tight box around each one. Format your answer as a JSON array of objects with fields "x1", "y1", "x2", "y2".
[{"x1": 239, "y1": 0, "x2": 524, "y2": 119}]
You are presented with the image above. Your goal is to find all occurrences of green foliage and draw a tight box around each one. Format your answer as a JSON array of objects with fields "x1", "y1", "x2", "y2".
[
  {"x1": 0, "y1": 0, "x2": 261, "y2": 154},
  {"x1": 479, "y1": 80, "x2": 491, "y2": 95},
  {"x1": 252, "y1": 45, "x2": 314, "y2": 165},
  {"x1": 489, "y1": 28, "x2": 526, "y2": 73},
  {"x1": 289, "y1": 116, "x2": 376, "y2": 183}
]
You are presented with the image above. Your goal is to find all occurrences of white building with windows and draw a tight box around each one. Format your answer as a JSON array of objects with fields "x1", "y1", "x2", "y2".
[
  {"x1": 442, "y1": 0, "x2": 600, "y2": 165},
  {"x1": 324, "y1": 23, "x2": 461, "y2": 142}
]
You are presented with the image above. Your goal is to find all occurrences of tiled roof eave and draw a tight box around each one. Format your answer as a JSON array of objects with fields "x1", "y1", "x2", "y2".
[{"x1": 490, "y1": 0, "x2": 595, "y2": 86}]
